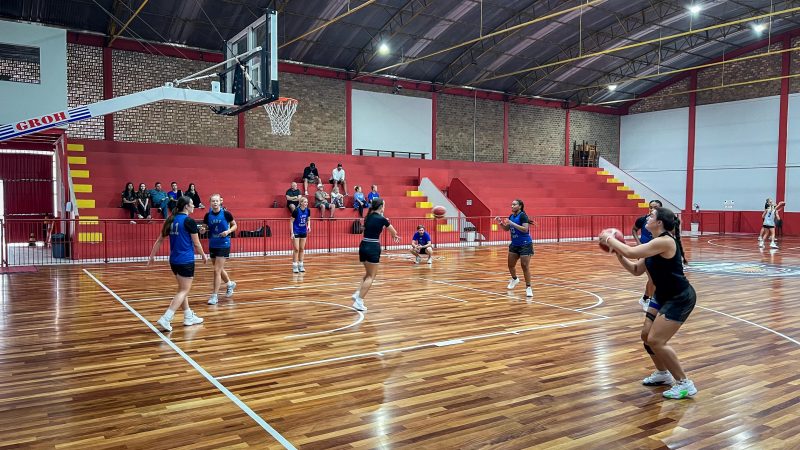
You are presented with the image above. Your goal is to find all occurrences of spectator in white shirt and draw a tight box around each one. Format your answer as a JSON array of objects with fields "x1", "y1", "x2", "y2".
[{"x1": 329, "y1": 163, "x2": 347, "y2": 196}]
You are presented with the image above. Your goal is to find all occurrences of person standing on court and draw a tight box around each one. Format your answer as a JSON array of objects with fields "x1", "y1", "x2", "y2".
[
  {"x1": 202, "y1": 194, "x2": 237, "y2": 305},
  {"x1": 147, "y1": 195, "x2": 208, "y2": 332},
  {"x1": 633, "y1": 199, "x2": 662, "y2": 310},
  {"x1": 601, "y1": 207, "x2": 697, "y2": 400},
  {"x1": 291, "y1": 196, "x2": 311, "y2": 273},
  {"x1": 495, "y1": 199, "x2": 534, "y2": 297},
  {"x1": 353, "y1": 198, "x2": 400, "y2": 312}
]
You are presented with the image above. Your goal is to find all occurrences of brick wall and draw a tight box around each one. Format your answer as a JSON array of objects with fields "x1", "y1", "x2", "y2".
[
  {"x1": 436, "y1": 95, "x2": 504, "y2": 162},
  {"x1": 246, "y1": 72, "x2": 346, "y2": 153},
  {"x1": 789, "y1": 36, "x2": 800, "y2": 94},
  {"x1": 66, "y1": 43, "x2": 104, "y2": 139},
  {"x1": 508, "y1": 103, "x2": 565, "y2": 165},
  {"x1": 697, "y1": 43, "x2": 782, "y2": 105},
  {"x1": 569, "y1": 110, "x2": 620, "y2": 166},
  {"x1": 628, "y1": 78, "x2": 690, "y2": 114},
  {"x1": 0, "y1": 57, "x2": 39, "y2": 84},
  {"x1": 111, "y1": 50, "x2": 238, "y2": 147}
]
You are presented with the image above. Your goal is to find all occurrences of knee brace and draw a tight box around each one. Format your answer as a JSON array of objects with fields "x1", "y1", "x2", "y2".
[
  {"x1": 645, "y1": 311, "x2": 656, "y2": 322},
  {"x1": 643, "y1": 343, "x2": 655, "y2": 355}
]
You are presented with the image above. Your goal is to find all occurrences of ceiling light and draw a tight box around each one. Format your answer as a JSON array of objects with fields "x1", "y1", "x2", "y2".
[
  {"x1": 688, "y1": 5, "x2": 701, "y2": 15},
  {"x1": 378, "y1": 43, "x2": 390, "y2": 55},
  {"x1": 608, "y1": 84, "x2": 618, "y2": 91},
  {"x1": 752, "y1": 23, "x2": 766, "y2": 34}
]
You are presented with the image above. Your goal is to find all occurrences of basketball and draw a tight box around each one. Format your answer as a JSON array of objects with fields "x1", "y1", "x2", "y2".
[
  {"x1": 598, "y1": 228, "x2": 625, "y2": 253},
  {"x1": 432, "y1": 205, "x2": 447, "y2": 218}
]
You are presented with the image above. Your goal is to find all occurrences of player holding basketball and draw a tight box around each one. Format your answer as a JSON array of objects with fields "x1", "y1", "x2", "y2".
[
  {"x1": 601, "y1": 207, "x2": 697, "y2": 400},
  {"x1": 759, "y1": 198, "x2": 785, "y2": 249},
  {"x1": 410, "y1": 225, "x2": 433, "y2": 264},
  {"x1": 147, "y1": 195, "x2": 208, "y2": 331},
  {"x1": 202, "y1": 194, "x2": 237, "y2": 305},
  {"x1": 352, "y1": 198, "x2": 400, "y2": 311},
  {"x1": 291, "y1": 196, "x2": 311, "y2": 273},
  {"x1": 495, "y1": 199, "x2": 534, "y2": 297},
  {"x1": 632, "y1": 200, "x2": 662, "y2": 310}
]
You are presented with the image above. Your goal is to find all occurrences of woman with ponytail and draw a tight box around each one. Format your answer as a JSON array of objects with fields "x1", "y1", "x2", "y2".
[
  {"x1": 352, "y1": 198, "x2": 400, "y2": 312},
  {"x1": 147, "y1": 195, "x2": 209, "y2": 331},
  {"x1": 601, "y1": 207, "x2": 698, "y2": 400}
]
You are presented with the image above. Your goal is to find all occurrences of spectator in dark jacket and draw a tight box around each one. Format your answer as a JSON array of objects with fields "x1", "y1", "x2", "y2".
[
  {"x1": 185, "y1": 183, "x2": 204, "y2": 209},
  {"x1": 121, "y1": 182, "x2": 137, "y2": 223},
  {"x1": 136, "y1": 183, "x2": 152, "y2": 219},
  {"x1": 302, "y1": 162, "x2": 320, "y2": 195}
]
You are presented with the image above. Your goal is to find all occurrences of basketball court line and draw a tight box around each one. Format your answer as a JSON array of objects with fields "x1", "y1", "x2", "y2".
[
  {"x1": 122, "y1": 281, "x2": 358, "y2": 303},
  {"x1": 215, "y1": 317, "x2": 608, "y2": 380},
  {"x1": 82, "y1": 269, "x2": 296, "y2": 450},
  {"x1": 438, "y1": 294, "x2": 468, "y2": 303},
  {"x1": 707, "y1": 236, "x2": 800, "y2": 252}
]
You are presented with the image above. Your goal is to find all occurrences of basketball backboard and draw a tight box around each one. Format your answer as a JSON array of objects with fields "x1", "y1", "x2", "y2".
[{"x1": 215, "y1": 10, "x2": 279, "y2": 116}]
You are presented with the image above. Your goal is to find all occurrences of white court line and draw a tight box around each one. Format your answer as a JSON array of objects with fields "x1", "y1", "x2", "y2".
[
  {"x1": 436, "y1": 276, "x2": 604, "y2": 311},
  {"x1": 421, "y1": 278, "x2": 608, "y2": 319},
  {"x1": 695, "y1": 305, "x2": 800, "y2": 346},
  {"x1": 211, "y1": 298, "x2": 365, "y2": 339},
  {"x1": 216, "y1": 317, "x2": 607, "y2": 380},
  {"x1": 707, "y1": 237, "x2": 800, "y2": 252},
  {"x1": 82, "y1": 269, "x2": 296, "y2": 450},
  {"x1": 125, "y1": 282, "x2": 359, "y2": 303},
  {"x1": 438, "y1": 294, "x2": 468, "y2": 303}
]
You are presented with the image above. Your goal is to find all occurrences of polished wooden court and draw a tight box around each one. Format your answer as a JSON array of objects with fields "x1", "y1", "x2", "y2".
[{"x1": 2, "y1": 235, "x2": 800, "y2": 449}]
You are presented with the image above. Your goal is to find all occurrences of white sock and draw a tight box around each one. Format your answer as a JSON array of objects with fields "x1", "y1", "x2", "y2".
[
  {"x1": 292, "y1": 262, "x2": 298, "y2": 267},
  {"x1": 183, "y1": 308, "x2": 193, "y2": 318},
  {"x1": 164, "y1": 309, "x2": 175, "y2": 321},
  {"x1": 227, "y1": 281, "x2": 234, "y2": 286}
]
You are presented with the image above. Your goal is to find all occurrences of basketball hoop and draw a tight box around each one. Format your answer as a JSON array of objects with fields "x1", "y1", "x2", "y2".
[{"x1": 264, "y1": 97, "x2": 298, "y2": 136}]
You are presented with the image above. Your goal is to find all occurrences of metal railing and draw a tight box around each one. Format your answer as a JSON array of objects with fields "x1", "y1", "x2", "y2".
[
  {"x1": 2, "y1": 212, "x2": 739, "y2": 267},
  {"x1": 355, "y1": 148, "x2": 427, "y2": 159}
]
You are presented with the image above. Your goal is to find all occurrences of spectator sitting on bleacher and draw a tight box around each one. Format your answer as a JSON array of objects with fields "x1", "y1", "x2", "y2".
[
  {"x1": 167, "y1": 182, "x2": 183, "y2": 212},
  {"x1": 302, "y1": 162, "x2": 320, "y2": 195},
  {"x1": 136, "y1": 183, "x2": 152, "y2": 220},
  {"x1": 121, "y1": 182, "x2": 137, "y2": 224},
  {"x1": 286, "y1": 181, "x2": 301, "y2": 212},
  {"x1": 186, "y1": 183, "x2": 204, "y2": 209},
  {"x1": 353, "y1": 185, "x2": 368, "y2": 217},
  {"x1": 150, "y1": 182, "x2": 169, "y2": 218},
  {"x1": 314, "y1": 183, "x2": 332, "y2": 218},
  {"x1": 330, "y1": 163, "x2": 347, "y2": 195},
  {"x1": 331, "y1": 186, "x2": 345, "y2": 209},
  {"x1": 368, "y1": 184, "x2": 380, "y2": 203}
]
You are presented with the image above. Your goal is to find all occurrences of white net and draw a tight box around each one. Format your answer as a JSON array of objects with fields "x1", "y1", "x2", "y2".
[{"x1": 264, "y1": 97, "x2": 298, "y2": 136}]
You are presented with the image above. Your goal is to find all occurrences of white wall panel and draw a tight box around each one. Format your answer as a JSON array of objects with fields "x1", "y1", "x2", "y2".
[
  {"x1": 786, "y1": 93, "x2": 800, "y2": 167},
  {"x1": 620, "y1": 108, "x2": 688, "y2": 171},
  {"x1": 352, "y1": 89, "x2": 432, "y2": 156},
  {"x1": 786, "y1": 167, "x2": 800, "y2": 212},
  {"x1": 694, "y1": 168, "x2": 776, "y2": 211},
  {"x1": 626, "y1": 169, "x2": 687, "y2": 210}
]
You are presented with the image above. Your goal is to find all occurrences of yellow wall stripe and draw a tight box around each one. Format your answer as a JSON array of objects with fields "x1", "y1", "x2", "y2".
[
  {"x1": 76, "y1": 199, "x2": 95, "y2": 209},
  {"x1": 78, "y1": 232, "x2": 103, "y2": 243},
  {"x1": 67, "y1": 143, "x2": 84, "y2": 151},
  {"x1": 71, "y1": 170, "x2": 89, "y2": 178},
  {"x1": 73, "y1": 184, "x2": 93, "y2": 193},
  {"x1": 68, "y1": 156, "x2": 86, "y2": 165}
]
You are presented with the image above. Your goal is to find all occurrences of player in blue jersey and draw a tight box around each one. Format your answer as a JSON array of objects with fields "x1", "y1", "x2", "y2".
[
  {"x1": 633, "y1": 200, "x2": 662, "y2": 310},
  {"x1": 147, "y1": 195, "x2": 208, "y2": 332},
  {"x1": 495, "y1": 199, "x2": 534, "y2": 297},
  {"x1": 202, "y1": 194, "x2": 237, "y2": 305},
  {"x1": 291, "y1": 196, "x2": 311, "y2": 273},
  {"x1": 410, "y1": 225, "x2": 433, "y2": 264}
]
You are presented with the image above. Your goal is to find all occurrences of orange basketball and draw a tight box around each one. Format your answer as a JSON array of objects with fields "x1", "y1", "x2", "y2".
[
  {"x1": 432, "y1": 205, "x2": 446, "y2": 218},
  {"x1": 598, "y1": 228, "x2": 625, "y2": 253}
]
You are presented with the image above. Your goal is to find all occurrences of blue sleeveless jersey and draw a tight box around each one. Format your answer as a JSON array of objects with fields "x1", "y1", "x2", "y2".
[
  {"x1": 509, "y1": 211, "x2": 532, "y2": 245},
  {"x1": 206, "y1": 209, "x2": 232, "y2": 249},
  {"x1": 293, "y1": 207, "x2": 310, "y2": 235},
  {"x1": 414, "y1": 231, "x2": 431, "y2": 246},
  {"x1": 169, "y1": 214, "x2": 196, "y2": 264}
]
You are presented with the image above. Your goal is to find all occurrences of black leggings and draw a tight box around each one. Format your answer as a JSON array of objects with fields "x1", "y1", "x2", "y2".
[{"x1": 122, "y1": 203, "x2": 137, "y2": 219}]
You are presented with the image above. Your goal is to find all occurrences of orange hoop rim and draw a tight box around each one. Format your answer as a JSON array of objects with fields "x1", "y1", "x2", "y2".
[{"x1": 274, "y1": 97, "x2": 298, "y2": 104}]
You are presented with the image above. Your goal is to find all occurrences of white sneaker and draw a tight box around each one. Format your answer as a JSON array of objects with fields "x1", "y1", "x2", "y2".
[
  {"x1": 638, "y1": 297, "x2": 650, "y2": 311},
  {"x1": 759, "y1": 241, "x2": 765, "y2": 248},
  {"x1": 426, "y1": 259, "x2": 433, "y2": 265},
  {"x1": 352, "y1": 294, "x2": 367, "y2": 312},
  {"x1": 156, "y1": 316, "x2": 172, "y2": 332},
  {"x1": 642, "y1": 370, "x2": 674, "y2": 386},
  {"x1": 415, "y1": 256, "x2": 421, "y2": 264},
  {"x1": 225, "y1": 281, "x2": 236, "y2": 297},
  {"x1": 525, "y1": 286, "x2": 533, "y2": 297},
  {"x1": 183, "y1": 311, "x2": 204, "y2": 326},
  {"x1": 662, "y1": 379, "x2": 697, "y2": 399},
  {"x1": 770, "y1": 241, "x2": 779, "y2": 249},
  {"x1": 507, "y1": 278, "x2": 520, "y2": 289},
  {"x1": 299, "y1": 263, "x2": 305, "y2": 272},
  {"x1": 292, "y1": 264, "x2": 299, "y2": 273},
  {"x1": 208, "y1": 294, "x2": 218, "y2": 305}
]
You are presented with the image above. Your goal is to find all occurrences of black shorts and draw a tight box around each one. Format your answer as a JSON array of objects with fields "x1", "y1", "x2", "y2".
[
  {"x1": 170, "y1": 262, "x2": 195, "y2": 278},
  {"x1": 287, "y1": 202, "x2": 299, "y2": 210},
  {"x1": 414, "y1": 246, "x2": 431, "y2": 253},
  {"x1": 359, "y1": 241, "x2": 381, "y2": 264},
  {"x1": 658, "y1": 285, "x2": 696, "y2": 323},
  {"x1": 210, "y1": 247, "x2": 230, "y2": 259},
  {"x1": 509, "y1": 242, "x2": 534, "y2": 256},
  {"x1": 293, "y1": 233, "x2": 307, "y2": 239},
  {"x1": 762, "y1": 225, "x2": 775, "y2": 229}
]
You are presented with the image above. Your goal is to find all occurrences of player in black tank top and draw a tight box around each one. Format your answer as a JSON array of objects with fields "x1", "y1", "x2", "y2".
[
  {"x1": 352, "y1": 199, "x2": 400, "y2": 312},
  {"x1": 601, "y1": 207, "x2": 698, "y2": 400}
]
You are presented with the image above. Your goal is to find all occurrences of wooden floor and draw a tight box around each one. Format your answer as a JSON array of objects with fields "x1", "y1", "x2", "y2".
[{"x1": 2, "y1": 235, "x2": 800, "y2": 449}]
